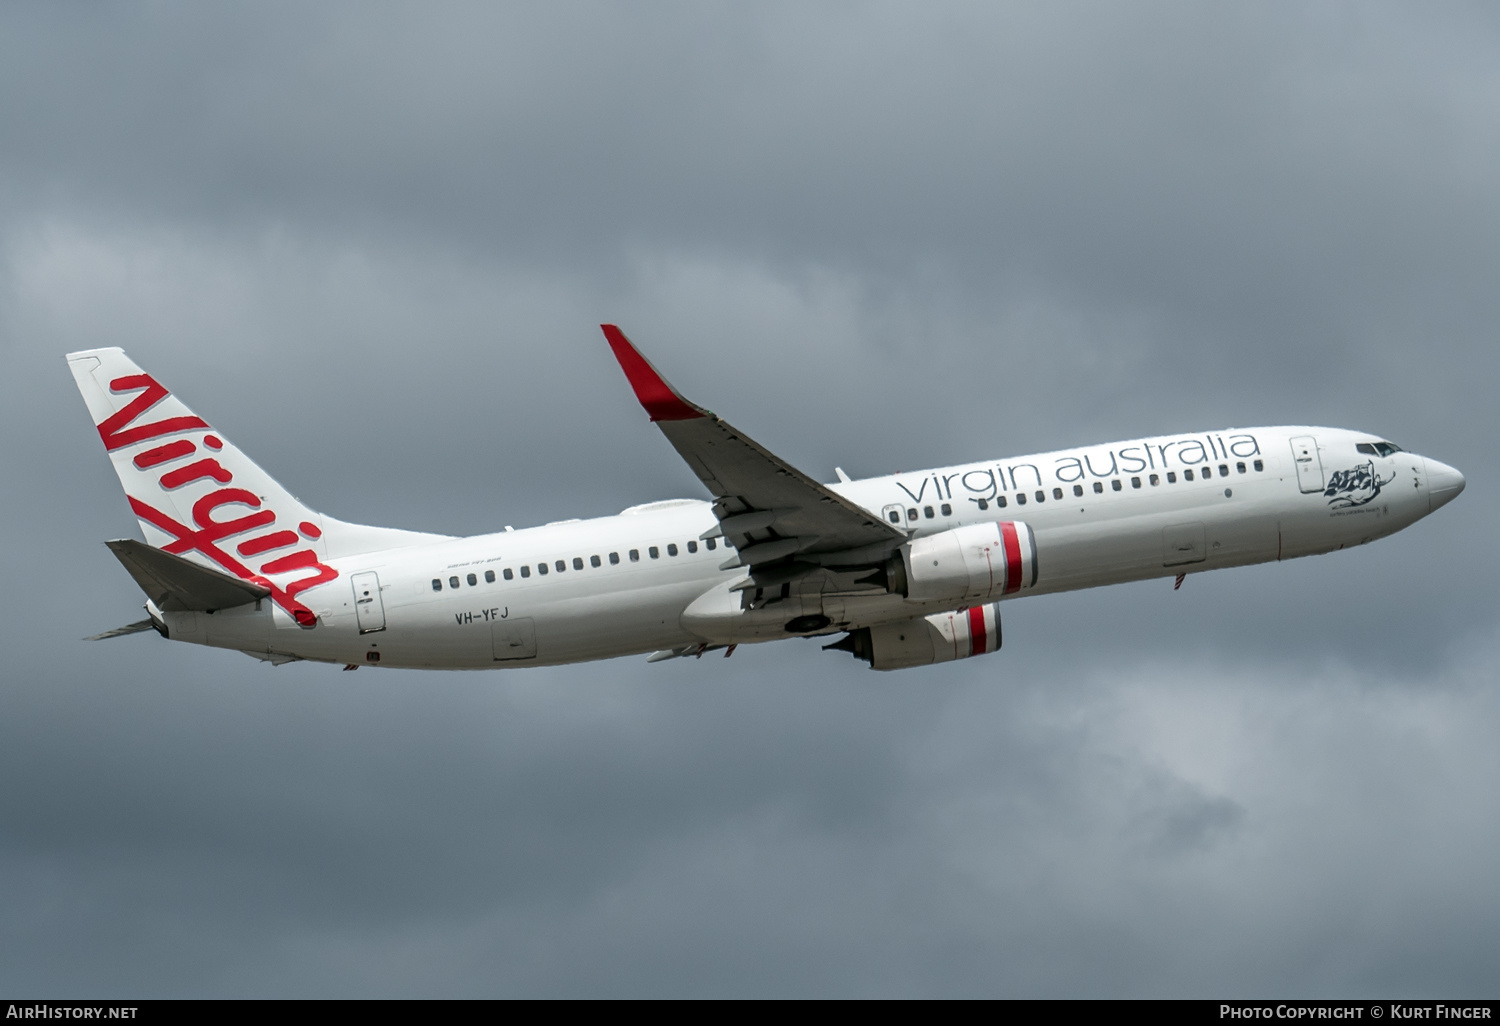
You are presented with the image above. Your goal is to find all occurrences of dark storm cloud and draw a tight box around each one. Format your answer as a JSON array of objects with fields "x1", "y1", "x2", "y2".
[{"x1": 0, "y1": 0, "x2": 1496, "y2": 996}]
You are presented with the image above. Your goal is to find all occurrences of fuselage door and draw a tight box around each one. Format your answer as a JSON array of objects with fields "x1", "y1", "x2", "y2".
[
  {"x1": 1290, "y1": 436, "x2": 1325, "y2": 493},
  {"x1": 351, "y1": 571, "x2": 386, "y2": 634},
  {"x1": 882, "y1": 504, "x2": 907, "y2": 529},
  {"x1": 493, "y1": 617, "x2": 537, "y2": 661}
]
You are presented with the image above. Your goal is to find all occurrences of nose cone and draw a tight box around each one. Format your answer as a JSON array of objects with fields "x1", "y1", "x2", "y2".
[{"x1": 1425, "y1": 458, "x2": 1466, "y2": 513}]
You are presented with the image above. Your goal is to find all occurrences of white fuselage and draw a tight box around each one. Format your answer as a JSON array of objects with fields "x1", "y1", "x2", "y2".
[{"x1": 156, "y1": 426, "x2": 1458, "y2": 670}]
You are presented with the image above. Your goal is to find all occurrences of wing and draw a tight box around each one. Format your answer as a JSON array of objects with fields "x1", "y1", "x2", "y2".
[{"x1": 603, "y1": 325, "x2": 905, "y2": 586}]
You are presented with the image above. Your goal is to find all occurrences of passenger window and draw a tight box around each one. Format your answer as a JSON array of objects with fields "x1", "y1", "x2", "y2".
[
  {"x1": 485, "y1": 570, "x2": 495, "y2": 583},
  {"x1": 907, "y1": 508, "x2": 918, "y2": 521},
  {"x1": 572, "y1": 557, "x2": 584, "y2": 570},
  {"x1": 888, "y1": 510, "x2": 900, "y2": 523},
  {"x1": 1253, "y1": 460, "x2": 1264, "y2": 472},
  {"x1": 1131, "y1": 477, "x2": 1141, "y2": 489},
  {"x1": 1093, "y1": 482, "x2": 1103, "y2": 494},
  {"x1": 1016, "y1": 493, "x2": 1027, "y2": 505},
  {"x1": 538, "y1": 564, "x2": 548, "y2": 575},
  {"x1": 1052, "y1": 488, "x2": 1062, "y2": 500},
  {"x1": 520, "y1": 565, "x2": 531, "y2": 578},
  {"x1": 1184, "y1": 469, "x2": 1195, "y2": 481},
  {"x1": 1167, "y1": 471, "x2": 1177, "y2": 483},
  {"x1": 629, "y1": 549, "x2": 640, "y2": 562},
  {"x1": 556, "y1": 560, "x2": 566, "y2": 573},
  {"x1": 924, "y1": 506, "x2": 935, "y2": 519},
  {"x1": 1149, "y1": 474, "x2": 1159, "y2": 486},
  {"x1": 1218, "y1": 464, "x2": 1229, "y2": 477},
  {"x1": 1073, "y1": 485, "x2": 1084, "y2": 497},
  {"x1": 1236, "y1": 462, "x2": 1246, "y2": 473},
  {"x1": 996, "y1": 496, "x2": 1007, "y2": 508},
  {"x1": 591, "y1": 555, "x2": 601, "y2": 567},
  {"x1": 431, "y1": 579, "x2": 442, "y2": 592},
  {"x1": 609, "y1": 552, "x2": 620, "y2": 564},
  {"x1": 503, "y1": 568, "x2": 514, "y2": 580},
  {"x1": 977, "y1": 498, "x2": 989, "y2": 510},
  {"x1": 1034, "y1": 491, "x2": 1045, "y2": 503},
  {"x1": 467, "y1": 573, "x2": 477, "y2": 586},
  {"x1": 1111, "y1": 480, "x2": 1122, "y2": 491},
  {"x1": 940, "y1": 503, "x2": 952, "y2": 516},
  {"x1": 705, "y1": 538, "x2": 716, "y2": 550},
  {"x1": 687, "y1": 541, "x2": 697, "y2": 553},
  {"x1": 449, "y1": 576, "x2": 460, "y2": 589},
  {"x1": 649, "y1": 546, "x2": 659, "y2": 559},
  {"x1": 667, "y1": 543, "x2": 678, "y2": 556}
]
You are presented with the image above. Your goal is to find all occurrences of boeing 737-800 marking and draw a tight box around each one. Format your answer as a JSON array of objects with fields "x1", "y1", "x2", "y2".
[{"x1": 69, "y1": 326, "x2": 1465, "y2": 671}]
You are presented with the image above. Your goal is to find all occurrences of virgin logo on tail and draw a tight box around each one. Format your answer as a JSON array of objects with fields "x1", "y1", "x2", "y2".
[
  {"x1": 103, "y1": 373, "x2": 338, "y2": 626},
  {"x1": 98, "y1": 373, "x2": 210, "y2": 451}
]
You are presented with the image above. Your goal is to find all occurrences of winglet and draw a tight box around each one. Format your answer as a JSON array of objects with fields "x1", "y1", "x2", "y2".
[{"x1": 601, "y1": 325, "x2": 706, "y2": 422}]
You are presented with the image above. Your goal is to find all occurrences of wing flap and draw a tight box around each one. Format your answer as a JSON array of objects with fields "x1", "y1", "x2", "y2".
[{"x1": 105, "y1": 539, "x2": 272, "y2": 613}]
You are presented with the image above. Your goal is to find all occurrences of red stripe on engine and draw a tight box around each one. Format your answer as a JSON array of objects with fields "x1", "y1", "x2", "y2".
[
  {"x1": 1000, "y1": 522, "x2": 1022, "y2": 594},
  {"x1": 967, "y1": 605, "x2": 987, "y2": 656}
]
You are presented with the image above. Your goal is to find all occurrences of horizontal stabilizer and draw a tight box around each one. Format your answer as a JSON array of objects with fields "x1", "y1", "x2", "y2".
[
  {"x1": 84, "y1": 619, "x2": 159, "y2": 641},
  {"x1": 105, "y1": 539, "x2": 271, "y2": 612}
]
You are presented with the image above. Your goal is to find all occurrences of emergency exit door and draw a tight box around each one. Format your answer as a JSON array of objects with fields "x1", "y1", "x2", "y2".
[{"x1": 351, "y1": 572, "x2": 386, "y2": 633}]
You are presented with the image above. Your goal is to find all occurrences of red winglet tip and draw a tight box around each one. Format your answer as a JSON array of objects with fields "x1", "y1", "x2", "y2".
[{"x1": 600, "y1": 325, "x2": 704, "y2": 422}]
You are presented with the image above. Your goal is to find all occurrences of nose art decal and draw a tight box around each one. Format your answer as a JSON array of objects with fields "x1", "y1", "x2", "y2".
[{"x1": 1324, "y1": 461, "x2": 1396, "y2": 509}]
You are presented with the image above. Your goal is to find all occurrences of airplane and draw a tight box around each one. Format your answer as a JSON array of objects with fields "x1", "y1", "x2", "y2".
[{"x1": 68, "y1": 326, "x2": 1465, "y2": 671}]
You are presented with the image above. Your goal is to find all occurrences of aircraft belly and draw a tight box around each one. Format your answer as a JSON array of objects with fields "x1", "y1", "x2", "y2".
[
  {"x1": 1031, "y1": 516, "x2": 1166, "y2": 592},
  {"x1": 1029, "y1": 499, "x2": 1285, "y2": 594},
  {"x1": 525, "y1": 580, "x2": 708, "y2": 665},
  {"x1": 317, "y1": 575, "x2": 712, "y2": 669}
]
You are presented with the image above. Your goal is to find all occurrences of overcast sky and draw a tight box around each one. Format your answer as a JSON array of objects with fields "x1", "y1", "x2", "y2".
[{"x1": 1, "y1": 1, "x2": 1496, "y2": 997}]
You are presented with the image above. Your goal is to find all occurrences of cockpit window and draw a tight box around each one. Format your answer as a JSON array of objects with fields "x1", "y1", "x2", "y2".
[{"x1": 1359, "y1": 441, "x2": 1404, "y2": 457}]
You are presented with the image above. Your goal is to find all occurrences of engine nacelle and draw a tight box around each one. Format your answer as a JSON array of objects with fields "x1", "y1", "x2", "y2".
[
  {"x1": 901, "y1": 520, "x2": 1037, "y2": 604},
  {"x1": 827, "y1": 602, "x2": 1003, "y2": 670}
]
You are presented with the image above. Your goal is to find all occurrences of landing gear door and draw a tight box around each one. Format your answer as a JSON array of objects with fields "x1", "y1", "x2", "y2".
[
  {"x1": 1290, "y1": 436, "x2": 1325, "y2": 493},
  {"x1": 492, "y1": 617, "x2": 537, "y2": 661},
  {"x1": 352, "y1": 571, "x2": 386, "y2": 634}
]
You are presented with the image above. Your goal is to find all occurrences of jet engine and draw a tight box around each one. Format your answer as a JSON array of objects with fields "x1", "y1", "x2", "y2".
[
  {"x1": 893, "y1": 520, "x2": 1037, "y2": 605},
  {"x1": 825, "y1": 602, "x2": 1003, "y2": 670}
]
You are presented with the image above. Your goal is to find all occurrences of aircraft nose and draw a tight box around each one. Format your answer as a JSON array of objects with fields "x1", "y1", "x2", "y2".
[{"x1": 1424, "y1": 457, "x2": 1466, "y2": 512}]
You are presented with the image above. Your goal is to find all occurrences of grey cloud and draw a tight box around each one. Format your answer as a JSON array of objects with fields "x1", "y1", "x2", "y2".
[{"x1": 0, "y1": 0, "x2": 1495, "y2": 997}]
